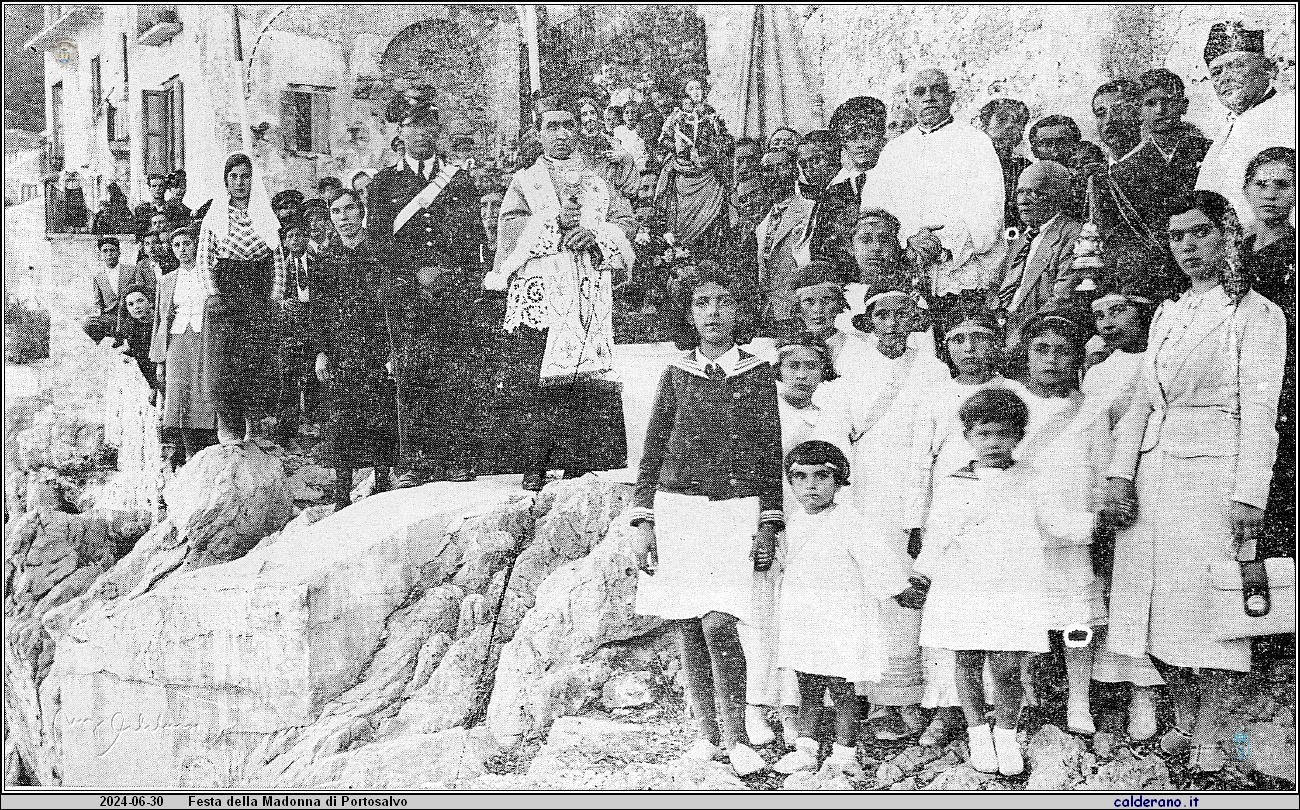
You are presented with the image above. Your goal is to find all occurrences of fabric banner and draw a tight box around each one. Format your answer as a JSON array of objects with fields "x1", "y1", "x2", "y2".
[{"x1": 699, "y1": 4, "x2": 823, "y2": 139}]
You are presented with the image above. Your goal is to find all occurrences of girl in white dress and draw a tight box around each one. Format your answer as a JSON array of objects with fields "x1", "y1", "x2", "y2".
[
  {"x1": 1082, "y1": 283, "x2": 1166, "y2": 742},
  {"x1": 742, "y1": 332, "x2": 848, "y2": 748},
  {"x1": 914, "y1": 388, "x2": 1051, "y2": 776},
  {"x1": 772, "y1": 441, "x2": 924, "y2": 778},
  {"x1": 1013, "y1": 312, "x2": 1109, "y2": 736},
  {"x1": 841, "y1": 285, "x2": 949, "y2": 740},
  {"x1": 903, "y1": 306, "x2": 1008, "y2": 747},
  {"x1": 787, "y1": 261, "x2": 877, "y2": 381}
]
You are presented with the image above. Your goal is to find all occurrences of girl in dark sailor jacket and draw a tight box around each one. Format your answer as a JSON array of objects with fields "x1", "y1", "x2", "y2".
[{"x1": 631, "y1": 260, "x2": 783, "y2": 777}]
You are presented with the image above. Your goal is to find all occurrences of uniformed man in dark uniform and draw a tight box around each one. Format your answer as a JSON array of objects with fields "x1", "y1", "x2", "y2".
[{"x1": 368, "y1": 86, "x2": 488, "y2": 486}]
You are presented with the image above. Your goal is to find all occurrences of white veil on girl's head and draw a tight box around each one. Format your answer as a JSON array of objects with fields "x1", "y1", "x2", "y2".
[{"x1": 193, "y1": 150, "x2": 281, "y2": 251}]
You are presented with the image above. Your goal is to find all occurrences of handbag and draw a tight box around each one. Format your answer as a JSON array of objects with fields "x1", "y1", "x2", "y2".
[{"x1": 1209, "y1": 557, "x2": 1296, "y2": 640}]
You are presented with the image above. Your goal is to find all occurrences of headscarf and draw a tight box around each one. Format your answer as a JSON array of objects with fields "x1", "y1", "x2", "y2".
[{"x1": 193, "y1": 151, "x2": 280, "y2": 252}]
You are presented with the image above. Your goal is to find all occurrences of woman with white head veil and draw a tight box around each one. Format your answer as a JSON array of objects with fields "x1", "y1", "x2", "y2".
[{"x1": 196, "y1": 151, "x2": 285, "y2": 444}]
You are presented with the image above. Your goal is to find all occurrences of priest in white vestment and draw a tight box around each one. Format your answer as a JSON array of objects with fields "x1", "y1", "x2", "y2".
[
  {"x1": 860, "y1": 69, "x2": 1007, "y2": 298},
  {"x1": 1195, "y1": 20, "x2": 1297, "y2": 228}
]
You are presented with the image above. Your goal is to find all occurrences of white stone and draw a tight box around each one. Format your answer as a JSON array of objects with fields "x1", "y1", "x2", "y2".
[{"x1": 601, "y1": 671, "x2": 657, "y2": 710}]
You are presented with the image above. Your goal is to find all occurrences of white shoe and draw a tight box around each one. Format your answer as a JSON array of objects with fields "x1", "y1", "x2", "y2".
[
  {"x1": 1127, "y1": 688, "x2": 1157, "y2": 742},
  {"x1": 773, "y1": 738, "x2": 818, "y2": 774},
  {"x1": 681, "y1": 738, "x2": 723, "y2": 762},
  {"x1": 728, "y1": 742, "x2": 768, "y2": 776},
  {"x1": 992, "y1": 725, "x2": 1024, "y2": 776},
  {"x1": 824, "y1": 743, "x2": 865, "y2": 780},
  {"x1": 1067, "y1": 698, "x2": 1097, "y2": 736},
  {"x1": 967, "y1": 723, "x2": 998, "y2": 774},
  {"x1": 745, "y1": 705, "x2": 776, "y2": 747}
]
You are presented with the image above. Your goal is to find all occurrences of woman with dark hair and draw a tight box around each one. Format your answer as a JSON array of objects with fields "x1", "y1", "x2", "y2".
[
  {"x1": 92, "y1": 182, "x2": 135, "y2": 235},
  {"x1": 631, "y1": 259, "x2": 780, "y2": 776},
  {"x1": 1240, "y1": 147, "x2": 1296, "y2": 576},
  {"x1": 151, "y1": 226, "x2": 218, "y2": 468},
  {"x1": 1082, "y1": 278, "x2": 1168, "y2": 743},
  {"x1": 1104, "y1": 191, "x2": 1286, "y2": 772},
  {"x1": 903, "y1": 304, "x2": 1008, "y2": 747},
  {"x1": 312, "y1": 187, "x2": 396, "y2": 510},
  {"x1": 1009, "y1": 310, "x2": 1110, "y2": 736},
  {"x1": 197, "y1": 152, "x2": 284, "y2": 445},
  {"x1": 112, "y1": 283, "x2": 159, "y2": 392}
]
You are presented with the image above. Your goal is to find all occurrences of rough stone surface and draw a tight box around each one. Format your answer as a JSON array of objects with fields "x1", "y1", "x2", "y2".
[
  {"x1": 270, "y1": 727, "x2": 499, "y2": 790},
  {"x1": 486, "y1": 503, "x2": 662, "y2": 748},
  {"x1": 1083, "y1": 752, "x2": 1174, "y2": 791},
  {"x1": 875, "y1": 761, "x2": 905, "y2": 787},
  {"x1": 782, "y1": 767, "x2": 855, "y2": 791},
  {"x1": 14, "y1": 413, "x2": 105, "y2": 472},
  {"x1": 1026, "y1": 724, "x2": 1087, "y2": 790},
  {"x1": 601, "y1": 671, "x2": 657, "y2": 710},
  {"x1": 923, "y1": 764, "x2": 993, "y2": 791},
  {"x1": 1241, "y1": 721, "x2": 1296, "y2": 781}
]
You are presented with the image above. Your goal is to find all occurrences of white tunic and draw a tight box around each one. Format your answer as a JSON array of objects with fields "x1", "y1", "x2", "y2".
[
  {"x1": 842, "y1": 343, "x2": 951, "y2": 550},
  {"x1": 915, "y1": 464, "x2": 1051, "y2": 652},
  {"x1": 1016, "y1": 384, "x2": 1108, "y2": 629},
  {"x1": 902, "y1": 374, "x2": 1011, "y2": 530},
  {"x1": 1197, "y1": 91, "x2": 1297, "y2": 229},
  {"x1": 777, "y1": 502, "x2": 912, "y2": 680},
  {"x1": 860, "y1": 120, "x2": 1007, "y2": 295}
]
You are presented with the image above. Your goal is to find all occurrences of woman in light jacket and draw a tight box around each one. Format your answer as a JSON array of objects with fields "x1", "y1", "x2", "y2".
[{"x1": 1103, "y1": 191, "x2": 1286, "y2": 773}]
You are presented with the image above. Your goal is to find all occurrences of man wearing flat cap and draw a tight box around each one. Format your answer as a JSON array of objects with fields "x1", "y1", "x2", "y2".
[
  {"x1": 1196, "y1": 20, "x2": 1297, "y2": 226},
  {"x1": 368, "y1": 85, "x2": 488, "y2": 486}
]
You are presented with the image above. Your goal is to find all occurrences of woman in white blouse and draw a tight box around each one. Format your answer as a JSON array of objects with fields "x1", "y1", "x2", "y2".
[
  {"x1": 150, "y1": 226, "x2": 217, "y2": 466},
  {"x1": 1104, "y1": 191, "x2": 1286, "y2": 772}
]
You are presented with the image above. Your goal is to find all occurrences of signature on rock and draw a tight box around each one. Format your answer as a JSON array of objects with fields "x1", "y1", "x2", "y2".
[{"x1": 58, "y1": 698, "x2": 222, "y2": 758}]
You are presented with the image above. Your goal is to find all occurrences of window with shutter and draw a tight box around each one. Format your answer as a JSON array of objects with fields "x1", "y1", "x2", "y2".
[
  {"x1": 310, "y1": 92, "x2": 331, "y2": 155},
  {"x1": 168, "y1": 79, "x2": 184, "y2": 169},
  {"x1": 142, "y1": 89, "x2": 166, "y2": 175},
  {"x1": 281, "y1": 87, "x2": 334, "y2": 155}
]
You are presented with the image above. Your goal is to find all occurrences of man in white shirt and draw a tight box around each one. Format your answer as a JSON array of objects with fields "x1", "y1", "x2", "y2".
[
  {"x1": 1195, "y1": 20, "x2": 1297, "y2": 227},
  {"x1": 861, "y1": 68, "x2": 1006, "y2": 300}
]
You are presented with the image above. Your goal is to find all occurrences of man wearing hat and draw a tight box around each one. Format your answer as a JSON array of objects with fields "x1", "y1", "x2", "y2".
[
  {"x1": 1196, "y1": 20, "x2": 1297, "y2": 226},
  {"x1": 369, "y1": 85, "x2": 488, "y2": 486},
  {"x1": 826, "y1": 96, "x2": 889, "y2": 207},
  {"x1": 271, "y1": 189, "x2": 305, "y2": 224}
]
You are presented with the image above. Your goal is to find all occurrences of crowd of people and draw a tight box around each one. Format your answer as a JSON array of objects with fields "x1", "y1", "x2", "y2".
[{"x1": 78, "y1": 19, "x2": 1294, "y2": 783}]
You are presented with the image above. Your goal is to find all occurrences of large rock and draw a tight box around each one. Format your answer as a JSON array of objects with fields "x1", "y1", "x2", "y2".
[
  {"x1": 268, "y1": 726, "x2": 499, "y2": 790},
  {"x1": 26, "y1": 472, "x2": 489, "y2": 787},
  {"x1": 250, "y1": 487, "x2": 535, "y2": 787},
  {"x1": 601, "y1": 671, "x2": 657, "y2": 710},
  {"x1": 486, "y1": 510, "x2": 665, "y2": 748},
  {"x1": 14, "y1": 413, "x2": 105, "y2": 472},
  {"x1": 1026, "y1": 724, "x2": 1086, "y2": 790}
]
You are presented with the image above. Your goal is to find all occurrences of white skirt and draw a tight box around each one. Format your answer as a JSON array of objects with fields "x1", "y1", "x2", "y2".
[{"x1": 635, "y1": 491, "x2": 762, "y2": 626}]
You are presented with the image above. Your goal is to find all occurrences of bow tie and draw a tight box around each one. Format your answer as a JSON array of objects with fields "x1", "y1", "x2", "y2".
[{"x1": 705, "y1": 363, "x2": 726, "y2": 380}]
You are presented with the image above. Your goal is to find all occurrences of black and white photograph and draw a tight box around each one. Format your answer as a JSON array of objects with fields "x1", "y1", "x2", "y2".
[{"x1": 2, "y1": 3, "x2": 1297, "y2": 800}]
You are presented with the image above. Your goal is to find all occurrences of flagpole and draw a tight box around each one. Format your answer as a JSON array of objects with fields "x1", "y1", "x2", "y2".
[
  {"x1": 231, "y1": 5, "x2": 253, "y2": 155},
  {"x1": 521, "y1": 4, "x2": 542, "y2": 98}
]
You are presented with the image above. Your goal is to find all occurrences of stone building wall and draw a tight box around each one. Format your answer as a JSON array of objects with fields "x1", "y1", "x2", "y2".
[{"x1": 801, "y1": 4, "x2": 1296, "y2": 147}]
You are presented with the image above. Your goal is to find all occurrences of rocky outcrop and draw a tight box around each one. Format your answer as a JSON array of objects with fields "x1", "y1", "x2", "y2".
[{"x1": 485, "y1": 501, "x2": 664, "y2": 749}]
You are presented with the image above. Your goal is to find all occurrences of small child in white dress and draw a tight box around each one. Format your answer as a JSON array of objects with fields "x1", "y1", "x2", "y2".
[
  {"x1": 772, "y1": 440, "x2": 926, "y2": 778},
  {"x1": 912, "y1": 388, "x2": 1050, "y2": 777}
]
